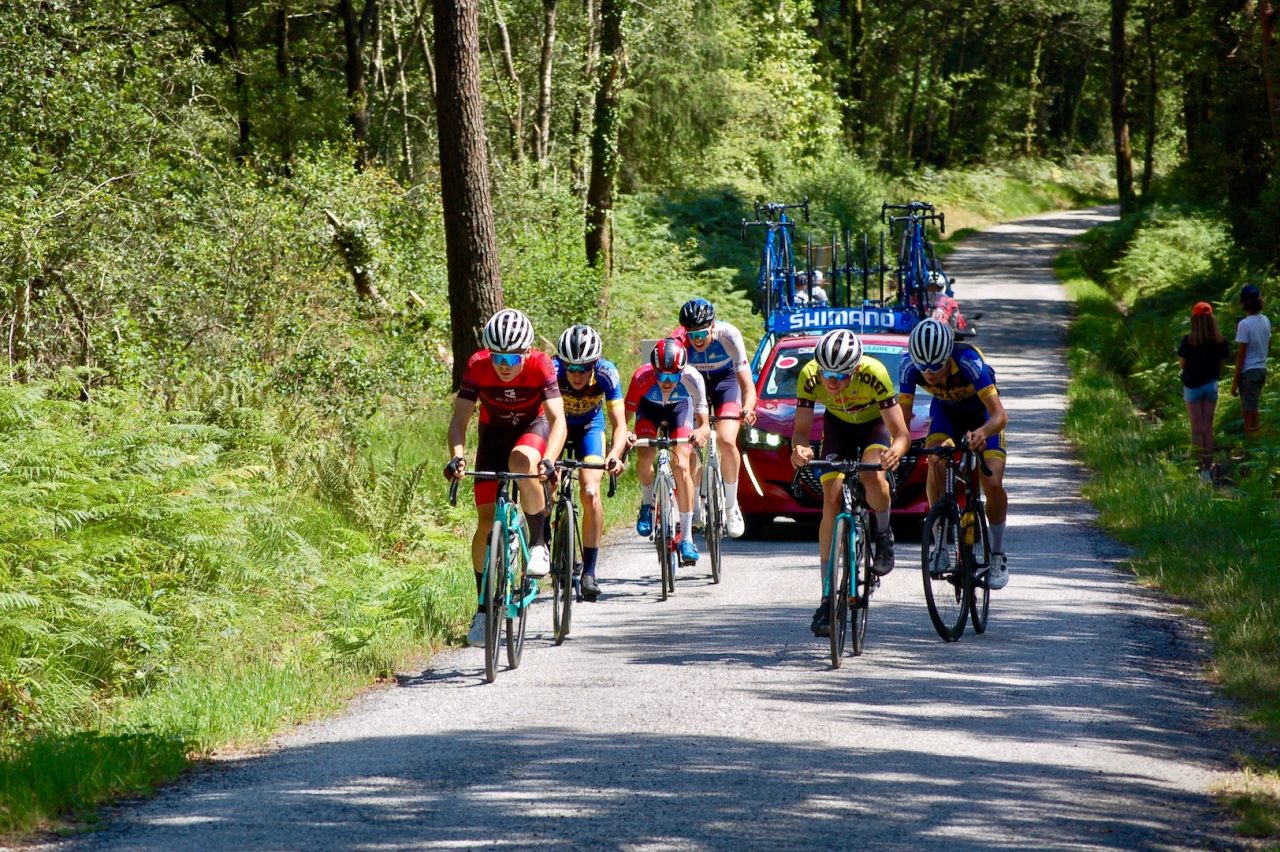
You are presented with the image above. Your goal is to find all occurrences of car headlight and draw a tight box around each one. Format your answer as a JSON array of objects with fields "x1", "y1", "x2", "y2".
[{"x1": 742, "y1": 427, "x2": 788, "y2": 450}]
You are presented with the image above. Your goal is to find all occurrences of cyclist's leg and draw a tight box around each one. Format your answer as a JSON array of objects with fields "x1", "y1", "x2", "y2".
[
  {"x1": 857, "y1": 421, "x2": 896, "y2": 575},
  {"x1": 710, "y1": 373, "x2": 744, "y2": 512},
  {"x1": 925, "y1": 399, "x2": 960, "y2": 505},
  {"x1": 575, "y1": 414, "x2": 607, "y2": 587},
  {"x1": 633, "y1": 411, "x2": 661, "y2": 535},
  {"x1": 509, "y1": 419, "x2": 551, "y2": 575}
]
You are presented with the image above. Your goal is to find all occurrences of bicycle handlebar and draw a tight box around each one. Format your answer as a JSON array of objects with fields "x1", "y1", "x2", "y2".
[
  {"x1": 554, "y1": 458, "x2": 621, "y2": 499},
  {"x1": 632, "y1": 436, "x2": 694, "y2": 449},
  {"x1": 917, "y1": 445, "x2": 993, "y2": 477},
  {"x1": 805, "y1": 459, "x2": 886, "y2": 474},
  {"x1": 447, "y1": 470, "x2": 545, "y2": 506}
]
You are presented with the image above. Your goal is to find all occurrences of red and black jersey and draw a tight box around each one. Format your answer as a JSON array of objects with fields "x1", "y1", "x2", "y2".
[{"x1": 458, "y1": 349, "x2": 560, "y2": 427}]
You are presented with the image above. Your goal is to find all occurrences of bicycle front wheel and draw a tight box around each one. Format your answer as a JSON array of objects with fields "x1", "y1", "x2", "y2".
[
  {"x1": 551, "y1": 499, "x2": 575, "y2": 645},
  {"x1": 483, "y1": 523, "x2": 505, "y2": 683},
  {"x1": 828, "y1": 515, "x2": 852, "y2": 668},
  {"x1": 506, "y1": 530, "x2": 530, "y2": 669},
  {"x1": 922, "y1": 502, "x2": 969, "y2": 642},
  {"x1": 705, "y1": 464, "x2": 724, "y2": 584},
  {"x1": 850, "y1": 512, "x2": 873, "y2": 656},
  {"x1": 968, "y1": 508, "x2": 991, "y2": 635},
  {"x1": 655, "y1": 481, "x2": 672, "y2": 601}
]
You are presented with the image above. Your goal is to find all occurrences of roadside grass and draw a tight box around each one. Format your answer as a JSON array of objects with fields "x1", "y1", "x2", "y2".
[{"x1": 1057, "y1": 250, "x2": 1280, "y2": 839}]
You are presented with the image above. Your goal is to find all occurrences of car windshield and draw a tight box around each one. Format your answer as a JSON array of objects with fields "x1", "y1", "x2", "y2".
[{"x1": 761, "y1": 341, "x2": 933, "y2": 412}]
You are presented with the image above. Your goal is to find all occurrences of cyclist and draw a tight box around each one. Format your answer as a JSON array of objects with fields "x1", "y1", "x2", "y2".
[
  {"x1": 899, "y1": 318, "x2": 1010, "y2": 589},
  {"x1": 553, "y1": 324, "x2": 628, "y2": 601},
  {"x1": 444, "y1": 308, "x2": 567, "y2": 647},
  {"x1": 673, "y1": 297, "x2": 757, "y2": 538},
  {"x1": 625, "y1": 337, "x2": 711, "y2": 566},
  {"x1": 790, "y1": 328, "x2": 909, "y2": 637}
]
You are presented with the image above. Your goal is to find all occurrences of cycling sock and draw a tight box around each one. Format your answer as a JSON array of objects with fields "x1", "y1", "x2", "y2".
[
  {"x1": 474, "y1": 572, "x2": 484, "y2": 597},
  {"x1": 876, "y1": 509, "x2": 891, "y2": 534},
  {"x1": 525, "y1": 511, "x2": 547, "y2": 548},
  {"x1": 680, "y1": 511, "x2": 694, "y2": 536},
  {"x1": 989, "y1": 522, "x2": 1006, "y2": 553},
  {"x1": 641, "y1": 482, "x2": 656, "y2": 506},
  {"x1": 724, "y1": 481, "x2": 738, "y2": 511},
  {"x1": 582, "y1": 547, "x2": 599, "y2": 577}
]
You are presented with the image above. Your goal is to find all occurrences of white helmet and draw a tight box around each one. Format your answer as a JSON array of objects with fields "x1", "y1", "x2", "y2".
[
  {"x1": 482, "y1": 308, "x2": 535, "y2": 353},
  {"x1": 557, "y1": 324, "x2": 603, "y2": 364},
  {"x1": 814, "y1": 329, "x2": 863, "y2": 373},
  {"x1": 908, "y1": 318, "x2": 955, "y2": 368}
]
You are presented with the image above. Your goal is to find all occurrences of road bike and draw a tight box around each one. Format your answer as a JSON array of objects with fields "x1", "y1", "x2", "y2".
[
  {"x1": 743, "y1": 198, "x2": 809, "y2": 316},
  {"x1": 881, "y1": 201, "x2": 946, "y2": 319},
  {"x1": 549, "y1": 457, "x2": 618, "y2": 645},
  {"x1": 633, "y1": 432, "x2": 694, "y2": 601},
  {"x1": 449, "y1": 470, "x2": 545, "y2": 682},
  {"x1": 695, "y1": 412, "x2": 740, "y2": 585},
  {"x1": 918, "y1": 445, "x2": 993, "y2": 642},
  {"x1": 805, "y1": 458, "x2": 884, "y2": 668}
]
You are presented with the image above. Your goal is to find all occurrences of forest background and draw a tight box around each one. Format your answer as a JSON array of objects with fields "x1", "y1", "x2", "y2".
[{"x1": 2, "y1": 0, "x2": 1278, "y2": 839}]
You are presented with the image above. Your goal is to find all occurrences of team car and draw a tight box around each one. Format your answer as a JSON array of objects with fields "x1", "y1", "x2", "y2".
[{"x1": 736, "y1": 331, "x2": 933, "y2": 536}]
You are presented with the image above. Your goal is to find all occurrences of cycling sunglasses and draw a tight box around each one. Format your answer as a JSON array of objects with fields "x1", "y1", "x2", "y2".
[
  {"x1": 686, "y1": 328, "x2": 712, "y2": 342},
  {"x1": 919, "y1": 360, "x2": 948, "y2": 374},
  {"x1": 657, "y1": 370, "x2": 682, "y2": 383},
  {"x1": 821, "y1": 369, "x2": 852, "y2": 382},
  {"x1": 564, "y1": 362, "x2": 595, "y2": 374},
  {"x1": 489, "y1": 352, "x2": 524, "y2": 368}
]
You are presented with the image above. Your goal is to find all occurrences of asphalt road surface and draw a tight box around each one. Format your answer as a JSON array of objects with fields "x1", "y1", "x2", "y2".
[{"x1": 60, "y1": 208, "x2": 1247, "y2": 850}]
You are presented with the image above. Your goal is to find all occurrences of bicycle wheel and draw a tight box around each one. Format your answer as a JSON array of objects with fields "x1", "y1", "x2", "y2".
[
  {"x1": 922, "y1": 502, "x2": 969, "y2": 642},
  {"x1": 850, "y1": 512, "x2": 873, "y2": 657},
  {"x1": 506, "y1": 529, "x2": 530, "y2": 669},
  {"x1": 705, "y1": 463, "x2": 724, "y2": 584},
  {"x1": 655, "y1": 479, "x2": 671, "y2": 601},
  {"x1": 968, "y1": 507, "x2": 991, "y2": 635},
  {"x1": 551, "y1": 498, "x2": 575, "y2": 645},
  {"x1": 483, "y1": 522, "x2": 505, "y2": 683},
  {"x1": 828, "y1": 515, "x2": 852, "y2": 668}
]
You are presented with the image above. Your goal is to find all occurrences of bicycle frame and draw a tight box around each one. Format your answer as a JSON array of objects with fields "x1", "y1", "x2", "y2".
[
  {"x1": 882, "y1": 201, "x2": 946, "y2": 319},
  {"x1": 634, "y1": 434, "x2": 692, "y2": 599}
]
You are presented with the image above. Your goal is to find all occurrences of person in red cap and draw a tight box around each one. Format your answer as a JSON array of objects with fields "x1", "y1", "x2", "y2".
[
  {"x1": 1178, "y1": 301, "x2": 1230, "y2": 479},
  {"x1": 1231, "y1": 284, "x2": 1271, "y2": 441}
]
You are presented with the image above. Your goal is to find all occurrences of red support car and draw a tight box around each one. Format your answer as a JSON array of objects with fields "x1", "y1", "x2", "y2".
[{"x1": 736, "y1": 332, "x2": 932, "y2": 537}]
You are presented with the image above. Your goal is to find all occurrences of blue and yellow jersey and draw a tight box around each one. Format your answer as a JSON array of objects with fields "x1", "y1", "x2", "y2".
[
  {"x1": 898, "y1": 343, "x2": 998, "y2": 413},
  {"x1": 554, "y1": 357, "x2": 624, "y2": 427}
]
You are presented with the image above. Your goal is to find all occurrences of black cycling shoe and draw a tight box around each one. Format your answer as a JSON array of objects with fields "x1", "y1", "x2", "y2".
[
  {"x1": 871, "y1": 528, "x2": 895, "y2": 576},
  {"x1": 580, "y1": 574, "x2": 600, "y2": 602},
  {"x1": 810, "y1": 599, "x2": 831, "y2": 637}
]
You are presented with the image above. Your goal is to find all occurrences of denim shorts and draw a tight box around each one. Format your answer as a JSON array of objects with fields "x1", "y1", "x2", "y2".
[
  {"x1": 1240, "y1": 369, "x2": 1266, "y2": 411},
  {"x1": 1183, "y1": 381, "x2": 1219, "y2": 403}
]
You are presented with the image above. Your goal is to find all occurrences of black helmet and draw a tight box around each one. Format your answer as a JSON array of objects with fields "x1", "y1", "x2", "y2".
[{"x1": 679, "y1": 297, "x2": 715, "y2": 330}]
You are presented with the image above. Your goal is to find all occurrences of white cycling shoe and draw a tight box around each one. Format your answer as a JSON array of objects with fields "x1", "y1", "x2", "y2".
[
  {"x1": 466, "y1": 612, "x2": 486, "y2": 647},
  {"x1": 726, "y1": 506, "x2": 745, "y2": 538},
  {"x1": 987, "y1": 552, "x2": 1009, "y2": 590},
  {"x1": 525, "y1": 544, "x2": 551, "y2": 578}
]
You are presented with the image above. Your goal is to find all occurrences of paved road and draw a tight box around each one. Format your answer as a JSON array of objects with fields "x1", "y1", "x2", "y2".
[{"x1": 63, "y1": 208, "x2": 1245, "y2": 850}]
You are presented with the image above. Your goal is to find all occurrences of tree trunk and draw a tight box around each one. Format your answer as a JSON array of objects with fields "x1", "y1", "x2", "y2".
[
  {"x1": 570, "y1": 0, "x2": 600, "y2": 196},
  {"x1": 10, "y1": 277, "x2": 32, "y2": 383},
  {"x1": 903, "y1": 53, "x2": 921, "y2": 162},
  {"x1": 340, "y1": 0, "x2": 379, "y2": 168},
  {"x1": 388, "y1": 0, "x2": 415, "y2": 178},
  {"x1": 225, "y1": 0, "x2": 251, "y2": 160},
  {"x1": 1263, "y1": 1, "x2": 1279, "y2": 145},
  {"x1": 1140, "y1": 3, "x2": 1156, "y2": 198},
  {"x1": 585, "y1": 0, "x2": 626, "y2": 274},
  {"x1": 490, "y1": 0, "x2": 526, "y2": 164},
  {"x1": 275, "y1": 2, "x2": 294, "y2": 169},
  {"x1": 433, "y1": 0, "x2": 504, "y2": 388},
  {"x1": 533, "y1": 0, "x2": 559, "y2": 164},
  {"x1": 414, "y1": 0, "x2": 439, "y2": 96},
  {"x1": 1110, "y1": 0, "x2": 1137, "y2": 215},
  {"x1": 1023, "y1": 34, "x2": 1043, "y2": 158}
]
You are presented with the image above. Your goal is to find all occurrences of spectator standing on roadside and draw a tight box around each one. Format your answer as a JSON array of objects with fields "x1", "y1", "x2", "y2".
[
  {"x1": 1231, "y1": 284, "x2": 1272, "y2": 441},
  {"x1": 1178, "y1": 302, "x2": 1230, "y2": 479}
]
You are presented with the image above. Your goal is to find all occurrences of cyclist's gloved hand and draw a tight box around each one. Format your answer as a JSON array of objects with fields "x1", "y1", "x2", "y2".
[
  {"x1": 791, "y1": 444, "x2": 813, "y2": 469},
  {"x1": 443, "y1": 456, "x2": 465, "y2": 482},
  {"x1": 742, "y1": 407, "x2": 758, "y2": 427},
  {"x1": 605, "y1": 454, "x2": 623, "y2": 474},
  {"x1": 539, "y1": 458, "x2": 558, "y2": 487}
]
